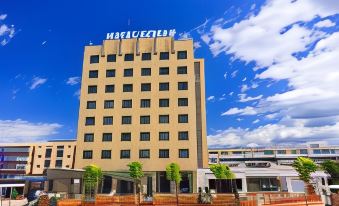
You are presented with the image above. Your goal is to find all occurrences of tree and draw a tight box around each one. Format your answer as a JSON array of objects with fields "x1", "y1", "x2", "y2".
[
  {"x1": 166, "y1": 163, "x2": 182, "y2": 206},
  {"x1": 321, "y1": 160, "x2": 339, "y2": 184},
  {"x1": 83, "y1": 164, "x2": 103, "y2": 201},
  {"x1": 11, "y1": 188, "x2": 19, "y2": 200},
  {"x1": 128, "y1": 162, "x2": 144, "y2": 205},
  {"x1": 209, "y1": 164, "x2": 239, "y2": 206},
  {"x1": 292, "y1": 157, "x2": 318, "y2": 194}
]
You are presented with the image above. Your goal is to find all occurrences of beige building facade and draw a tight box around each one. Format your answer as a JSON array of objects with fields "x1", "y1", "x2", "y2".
[
  {"x1": 0, "y1": 140, "x2": 76, "y2": 196},
  {"x1": 75, "y1": 37, "x2": 208, "y2": 193}
]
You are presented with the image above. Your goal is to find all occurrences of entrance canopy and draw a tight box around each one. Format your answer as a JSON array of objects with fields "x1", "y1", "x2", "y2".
[
  {"x1": 0, "y1": 183, "x2": 25, "y2": 188},
  {"x1": 103, "y1": 171, "x2": 134, "y2": 181}
]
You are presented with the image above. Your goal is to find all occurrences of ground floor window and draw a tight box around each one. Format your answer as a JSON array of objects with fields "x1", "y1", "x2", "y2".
[
  {"x1": 208, "y1": 179, "x2": 242, "y2": 193},
  {"x1": 156, "y1": 172, "x2": 171, "y2": 193},
  {"x1": 247, "y1": 177, "x2": 279, "y2": 192}
]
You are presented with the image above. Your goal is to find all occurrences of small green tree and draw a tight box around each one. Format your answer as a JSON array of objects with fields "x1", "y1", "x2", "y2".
[
  {"x1": 11, "y1": 188, "x2": 19, "y2": 200},
  {"x1": 166, "y1": 163, "x2": 182, "y2": 206},
  {"x1": 83, "y1": 164, "x2": 103, "y2": 200},
  {"x1": 292, "y1": 157, "x2": 318, "y2": 194},
  {"x1": 321, "y1": 160, "x2": 339, "y2": 184},
  {"x1": 128, "y1": 162, "x2": 144, "y2": 205},
  {"x1": 210, "y1": 164, "x2": 239, "y2": 206}
]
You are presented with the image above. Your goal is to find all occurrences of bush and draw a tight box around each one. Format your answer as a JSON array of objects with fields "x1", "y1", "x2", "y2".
[{"x1": 11, "y1": 188, "x2": 19, "y2": 200}]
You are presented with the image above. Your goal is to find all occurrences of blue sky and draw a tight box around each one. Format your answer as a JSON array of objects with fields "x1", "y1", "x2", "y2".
[{"x1": 1, "y1": 0, "x2": 339, "y2": 147}]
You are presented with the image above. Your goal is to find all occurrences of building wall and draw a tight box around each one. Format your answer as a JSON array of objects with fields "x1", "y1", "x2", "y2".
[{"x1": 75, "y1": 37, "x2": 208, "y2": 172}]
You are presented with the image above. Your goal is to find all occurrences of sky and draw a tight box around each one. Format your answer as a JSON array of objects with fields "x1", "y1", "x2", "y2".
[{"x1": 1, "y1": 0, "x2": 339, "y2": 147}]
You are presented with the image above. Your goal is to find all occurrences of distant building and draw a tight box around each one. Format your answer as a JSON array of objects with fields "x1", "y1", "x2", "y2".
[
  {"x1": 0, "y1": 140, "x2": 76, "y2": 197},
  {"x1": 208, "y1": 142, "x2": 339, "y2": 165}
]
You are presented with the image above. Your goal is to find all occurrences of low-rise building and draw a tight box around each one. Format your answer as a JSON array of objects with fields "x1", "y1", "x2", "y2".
[
  {"x1": 208, "y1": 142, "x2": 339, "y2": 165},
  {"x1": 0, "y1": 140, "x2": 76, "y2": 197}
]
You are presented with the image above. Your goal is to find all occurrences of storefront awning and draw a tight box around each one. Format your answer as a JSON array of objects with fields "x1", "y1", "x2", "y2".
[{"x1": 0, "y1": 183, "x2": 25, "y2": 188}]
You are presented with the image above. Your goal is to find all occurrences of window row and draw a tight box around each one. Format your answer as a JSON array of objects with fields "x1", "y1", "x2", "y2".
[
  {"x1": 83, "y1": 149, "x2": 189, "y2": 159},
  {"x1": 87, "y1": 82, "x2": 188, "y2": 94},
  {"x1": 89, "y1": 51, "x2": 188, "y2": 64},
  {"x1": 84, "y1": 131, "x2": 189, "y2": 142},
  {"x1": 85, "y1": 114, "x2": 189, "y2": 125},
  {"x1": 86, "y1": 98, "x2": 188, "y2": 109},
  {"x1": 88, "y1": 66, "x2": 188, "y2": 78}
]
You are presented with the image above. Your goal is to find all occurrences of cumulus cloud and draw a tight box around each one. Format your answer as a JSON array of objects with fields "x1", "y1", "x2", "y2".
[
  {"x1": 202, "y1": 0, "x2": 339, "y2": 145},
  {"x1": 0, "y1": 14, "x2": 16, "y2": 46},
  {"x1": 0, "y1": 119, "x2": 62, "y2": 143},
  {"x1": 221, "y1": 106, "x2": 257, "y2": 116},
  {"x1": 30, "y1": 77, "x2": 47, "y2": 90},
  {"x1": 66, "y1": 76, "x2": 81, "y2": 85},
  {"x1": 207, "y1": 96, "x2": 215, "y2": 101},
  {"x1": 314, "y1": 19, "x2": 336, "y2": 28}
]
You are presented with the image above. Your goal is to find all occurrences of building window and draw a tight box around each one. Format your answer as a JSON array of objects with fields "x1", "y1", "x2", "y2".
[
  {"x1": 106, "y1": 69, "x2": 116, "y2": 77},
  {"x1": 179, "y1": 149, "x2": 189, "y2": 158},
  {"x1": 85, "y1": 117, "x2": 95, "y2": 125},
  {"x1": 142, "y1": 53, "x2": 151, "y2": 61},
  {"x1": 141, "y1": 68, "x2": 151, "y2": 76},
  {"x1": 139, "y1": 149, "x2": 150, "y2": 158},
  {"x1": 300, "y1": 149, "x2": 308, "y2": 154},
  {"x1": 124, "y1": 68, "x2": 133, "y2": 77},
  {"x1": 57, "y1": 150, "x2": 64, "y2": 157},
  {"x1": 159, "y1": 132, "x2": 169, "y2": 141},
  {"x1": 101, "y1": 150, "x2": 111, "y2": 159},
  {"x1": 178, "y1": 131, "x2": 189, "y2": 140},
  {"x1": 124, "y1": 54, "x2": 134, "y2": 61},
  {"x1": 178, "y1": 114, "x2": 188, "y2": 123},
  {"x1": 178, "y1": 98, "x2": 188, "y2": 107},
  {"x1": 159, "y1": 67, "x2": 169, "y2": 75},
  {"x1": 159, "y1": 149, "x2": 169, "y2": 158},
  {"x1": 122, "y1": 100, "x2": 132, "y2": 108},
  {"x1": 107, "y1": 54, "x2": 116, "y2": 62},
  {"x1": 123, "y1": 84, "x2": 133, "y2": 92},
  {"x1": 140, "y1": 132, "x2": 150, "y2": 141},
  {"x1": 104, "y1": 100, "x2": 114, "y2": 109},
  {"x1": 105, "y1": 84, "x2": 115, "y2": 93},
  {"x1": 141, "y1": 83, "x2": 151, "y2": 91},
  {"x1": 140, "y1": 116, "x2": 150, "y2": 124},
  {"x1": 103, "y1": 116, "x2": 113, "y2": 125},
  {"x1": 177, "y1": 51, "x2": 187, "y2": 59},
  {"x1": 89, "y1": 70, "x2": 98, "y2": 78},
  {"x1": 178, "y1": 82, "x2": 188, "y2": 90},
  {"x1": 38, "y1": 155, "x2": 42, "y2": 158},
  {"x1": 44, "y1": 160, "x2": 50, "y2": 168},
  {"x1": 122, "y1": 116, "x2": 132, "y2": 124},
  {"x1": 159, "y1": 99, "x2": 169, "y2": 107},
  {"x1": 45, "y1": 149, "x2": 52, "y2": 158},
  {"x1": 67, "y1": 155, "x2": 71, "y2": 158},
  {"x1": 88, "y1": 86, "x2": 97, "y2": 94},
  {"x1": 160, "y1": 52, "x2": 169, "y2": 60},
  {"x1": 120, "y1": 150, "x2": 130, "y2": 159},
  {"x1": 102, "y1": 133, "x2": 112, "y2": 142},
  {"x1": 55, "y1": 160, "x2": 63, "y2": 168},
  {"x1": 159, "y1": 82, "x2": 169, "y2": 91},
  {"x1": 90, "y1": 55, "x2": 99, "y2": 64},
  {"x1": 264, "y1": 150, "x2": 274, "y2": 155},
  {"x1": 121, "y1": 133, "x2": 131, "y2": 141},
  {"x1": 83, "y1": 150, "x2": 93, "y2": 159},
  {"x1": 140, "y1": 99, "x2": 151, "y2": 108},
  {"x1": 291, "y1": 150, "x2": 297, "y2": 154},
  {"x1": 159, "y1": 115, "x2": 169, "y2": 124},
  {"x1": 87, "y1": 101, "x2": 96, "y2": 109},
  {"x1": 277, "y1": 150, "x2": 286, "y2": 154},
  {"x1": 177, "y1": 66, "x2": 187, "y2": 74}
]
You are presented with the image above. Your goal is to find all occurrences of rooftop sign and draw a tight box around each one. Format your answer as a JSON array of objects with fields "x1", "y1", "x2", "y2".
[{"x1": 106, "y1": 29, "x2": 176, "y2": 40}]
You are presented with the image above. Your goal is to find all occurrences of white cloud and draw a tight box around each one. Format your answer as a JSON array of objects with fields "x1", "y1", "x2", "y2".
[
  {"x1": 203, "y1": 0, "x2": 339, "y2": 145},
  {"x1": 74, "y1": 89, "x2": 81, "y2": 99},
  {"x1": 231, "y1": 70, "x2": 238, "y2": 78},
  {"x1": 240, "y1": 84, "x2": 249, "y2": 92},
  {"x1": 221, "y1": 106, "x2": 257, "y2": 116},
  {"x1": 238, "y1": 94, "x2": 263, "y2": 102},
  {"x1": 242, "y1": 77, "x2": 247, "y2": 81},
  {"x1": 41, "y1": 40, "x2": 47, "y2": 45},
  {"x1": 66, "y1": 76, "x2": 81, "y2": 86},
  {"x1": 0, "y1": 14, "x2": 7, "y2": 20},
  {"x1": 208, "y1": 119, "x2": 339, "y2": 147},
  {"x1": 0, "y1": 119, "x2": 62, "y2": 143},
  {"x1": 207, "y1": 96, "x2": 215, "y2": 101},
  {"x1": 0, "y1": 14, "x2": 16, "y2": 46},
  {"x1": 223, "y1": 72, "x2": 227, "y2": 79},
  {"x1": 315, "y1": 19, "x2": 335, "y2": 28},
  {"x1": 229, "y1": 92, "x2": 234, "y2": 96},
  {"x1": 252, "y1": 119, "x2": 260, "y2": 124},
  {"x1": 30, "y1": 77, "x2": 47, "y2": 90},
  {"x1": 193, "y1": 41, "x2": 201, "y2": 50}
]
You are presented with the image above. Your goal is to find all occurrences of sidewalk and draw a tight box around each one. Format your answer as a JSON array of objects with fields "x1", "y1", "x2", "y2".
[{"x1": 0, "y1": 199, "x2": 28, "y2": 206}]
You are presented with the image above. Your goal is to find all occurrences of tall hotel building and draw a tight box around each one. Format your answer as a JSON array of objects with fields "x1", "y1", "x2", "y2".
[{"x1": 75, "y1": 37, "x2": 208, "y2": 193}]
